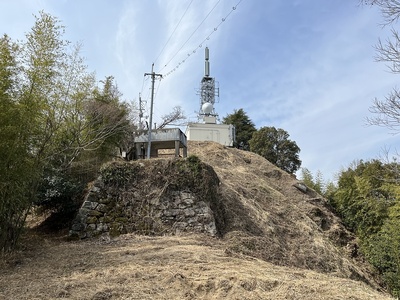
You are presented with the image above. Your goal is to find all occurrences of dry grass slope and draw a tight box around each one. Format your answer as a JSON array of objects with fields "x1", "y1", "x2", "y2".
[
  {"x1": 0, "y1": 234, "x2": 394, "y2": 300},
  {"x1": 188, "y1": 142, "x2": 379, "y2": 284},
  {"x1": 0, "y1": 141, "x2": 395, "y2": 299}
]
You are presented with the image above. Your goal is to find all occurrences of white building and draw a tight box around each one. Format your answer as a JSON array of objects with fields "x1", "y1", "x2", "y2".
[{"x1": 186, "y1": 117, "x2": 235, "y2": 147}]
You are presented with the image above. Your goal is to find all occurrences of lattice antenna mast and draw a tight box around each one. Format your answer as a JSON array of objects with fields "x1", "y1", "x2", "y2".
[
  {"x1": 197, "y1": 47, "x2": 219, "y2": 119},
  {"x1": 138, "y1": 93, "x2": 145, "y2": 130}
]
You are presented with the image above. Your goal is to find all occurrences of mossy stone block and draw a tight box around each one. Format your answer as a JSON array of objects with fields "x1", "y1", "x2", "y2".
[{"x1": 86, "y1": 216, "x2": 98, "y2": 224}]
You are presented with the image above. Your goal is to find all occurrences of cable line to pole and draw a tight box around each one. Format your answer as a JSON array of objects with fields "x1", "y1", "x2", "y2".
[
  {"x1": 153, "y1": 0, "x2": 195, "y2": 66},
  {"x1": 160, "y1": 0, "x2": 243, "y2": 78},
  {"x1": 158, "y1": 0, "x2": 221, "y2": 74}
]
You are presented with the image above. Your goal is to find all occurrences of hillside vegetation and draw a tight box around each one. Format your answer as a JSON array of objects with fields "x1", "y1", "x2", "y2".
[{"x1": 0, "y1": 141, "x2": 394, "y2": 299}]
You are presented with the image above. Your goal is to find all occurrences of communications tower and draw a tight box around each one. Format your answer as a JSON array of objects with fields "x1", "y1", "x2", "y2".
[
  {"x1": 186, "y1": 47, "x2": 235, "y2": 147},
  {"x1": 198, "y1": 47, "x2": 219, "y2": 123}
]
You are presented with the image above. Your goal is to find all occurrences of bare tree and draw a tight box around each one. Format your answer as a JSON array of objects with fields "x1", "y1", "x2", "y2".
[
  {"x1": 156, "y1": 106, "x2": 186, "y2": 129},
  {"x1": 361, "y1": 0, "x2": 400, "y2": 24},
  {"x1": 367, "y1": 88, "x2": 400, "y2": 132},
  {"x1": 363, "y1": 1, "x2": 400, "y2": 133}
]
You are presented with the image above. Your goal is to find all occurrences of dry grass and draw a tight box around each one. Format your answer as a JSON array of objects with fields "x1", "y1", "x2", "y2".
[
  {"x1": 187, "y1": 142, "x2": 375, "y2": 279},
  {"x1": 0, "y1": 232, "x2": 394, "y2": 300},
  {"x1": 0, "y1": 141, "x2": 396, "y2": 299}
]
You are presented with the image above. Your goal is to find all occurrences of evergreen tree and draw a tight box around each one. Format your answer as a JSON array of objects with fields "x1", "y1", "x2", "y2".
[
  {"x1": 363, "y1": 202, "x2": 400, "y2": 297},
  {"x1": 332, "y1": 159, "x2": 400, "y2": 296},
  {"x1": 332, "y1": 160, "x2": 396, "y2": 235},
  {"x1": 249, "y1": 126, "x2": 301, "y2": 174},
  {"x1": 222, "y1": 108, "x2": 256, "y2": 149},
  {"x1": 300, "y1": 168, "x2": 325, "y2": 195}
]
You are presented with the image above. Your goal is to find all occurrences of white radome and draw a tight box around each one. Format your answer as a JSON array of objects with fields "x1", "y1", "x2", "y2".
[{"x1": 201, "y1": 102, "x2": 213, "y2": 114}]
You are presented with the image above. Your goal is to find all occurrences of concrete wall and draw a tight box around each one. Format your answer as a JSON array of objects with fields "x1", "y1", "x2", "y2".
[{"x1": 186, "y1": 123, "x2": 235, "y2": 147}]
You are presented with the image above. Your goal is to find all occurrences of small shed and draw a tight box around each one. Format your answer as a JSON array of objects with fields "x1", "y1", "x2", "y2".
[{"x1": 133, "y1": 128, "x2": 187, "y2": 159}]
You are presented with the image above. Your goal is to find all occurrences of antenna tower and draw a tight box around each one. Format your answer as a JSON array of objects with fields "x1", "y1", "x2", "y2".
[{"x1": 197, "y1": 47, "x2": 219, "y2": 121}]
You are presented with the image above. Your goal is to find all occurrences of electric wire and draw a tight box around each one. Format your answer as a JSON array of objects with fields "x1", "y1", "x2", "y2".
[
  {"x1": 161, "y1": 0, "x2": 243, "y2": 78},
  {"x1": 153, "y1": 0, "x2": 195, "y2": 66},
  {"x1": 152, "y1": 79, "x2": 164, "y2": 124},
  {"x1": 153, "y1": 78, "x2": 162, "y2": 106},
  {"x1": 141, "y1": 77, "x2": 152, "y2": 119},
  {"x1": 140, "y1": 74, "x2": 149, "y2": 96},
  {"x1": 158, "y1": 0, "x2": 221, "y2": 73},
  {"x1": 155, "y1": 78, "x2": 162, "y2": 99},
  {"x1": 139, "y1": 0, "x2": 243, "y2": 126},
  {"x1": 142, "y1": 74, "x2": 163, "y2": 126}
]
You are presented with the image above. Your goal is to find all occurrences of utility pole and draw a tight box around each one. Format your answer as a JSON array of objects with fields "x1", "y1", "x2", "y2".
[
  {"x1": 138, "y1": 93, "x2": 143, "y2": 130},
  {"x1": 144, "y1": 64, "x2": 162, "y2": 159}
]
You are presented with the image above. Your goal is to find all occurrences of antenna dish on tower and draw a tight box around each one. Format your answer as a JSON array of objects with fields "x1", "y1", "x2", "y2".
[{"x1": 202, "y1": 102, "x2": 213, "y2": 114}]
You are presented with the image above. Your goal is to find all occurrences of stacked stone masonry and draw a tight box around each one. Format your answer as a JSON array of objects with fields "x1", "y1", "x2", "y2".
[{"x1": 70, "y1": 160, "x2": 218, "y2": 239}]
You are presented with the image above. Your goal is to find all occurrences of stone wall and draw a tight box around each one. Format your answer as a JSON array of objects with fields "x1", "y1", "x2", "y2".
[{"x1": 70, "y1": 157, "x2": 221, "y2": 239}]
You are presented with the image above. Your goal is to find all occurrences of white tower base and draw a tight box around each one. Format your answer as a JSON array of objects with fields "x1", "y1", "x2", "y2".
[{"x1": 186, "y1": 123, "x2": 235, "y2": 147}]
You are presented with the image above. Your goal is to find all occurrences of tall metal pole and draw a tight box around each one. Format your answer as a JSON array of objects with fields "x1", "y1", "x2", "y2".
[
  {"x1": 138, "y1": 93, "x2": 142, "y2": 130},
  {"x1": 144, "y1": 64, "x2": 162, "y2": 159}
]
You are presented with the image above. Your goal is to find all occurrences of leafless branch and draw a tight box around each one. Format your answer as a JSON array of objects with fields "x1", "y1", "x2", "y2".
[
  {"x1": 361, "y1": 0, "x2": 400, "y2": 25},
  {"x1": 367, "y1": 88, "x2": 400, "y2": 133},
  {"x1": 375, "y1": 29, "x2": 400, "y2": 73},
  {"x1": 156, "y1": 106, "x2": 186, "y2": 129}
]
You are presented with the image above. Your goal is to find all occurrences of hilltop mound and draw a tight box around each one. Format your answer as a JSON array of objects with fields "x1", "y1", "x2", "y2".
[
  {"x1": 0, "y1": 141, "x2": 393, "y2": 299},
  {"x1": 187, "y1": 141, "x2": 376, "y2": 284}
]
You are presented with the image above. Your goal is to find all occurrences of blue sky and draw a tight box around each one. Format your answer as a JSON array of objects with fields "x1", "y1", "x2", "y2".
[{"x1": 1, "y1": 0, "x2": 399, "y2": 181}]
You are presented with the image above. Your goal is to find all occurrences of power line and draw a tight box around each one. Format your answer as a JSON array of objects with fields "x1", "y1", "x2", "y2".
[
  {"x1": 140, "y1": 73, "x2": 149, "y2": 95},
  {"x1": 161, "y1": 0, "x2": 243, "y2": 78},
  {"x1": 142, "y1": 81, "x2": 151, "y2": 104},
  {"x1": 153, "y1": 79, "x2": 162, "y2": 103},
  {"x1": 136, "y1": 0, "x2": 243, "y2": 126},
  {"x1": 153, "y1": 0, "x2": 195, "y2": 66},
  {"x1": 150, "y1": 79, "x2": 162, "y2": 120},
  {"x1": 158, "y1": 0, "x2": 221, "y2": 73}
]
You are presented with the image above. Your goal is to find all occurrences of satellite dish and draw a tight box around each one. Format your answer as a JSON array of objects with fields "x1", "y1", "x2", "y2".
[{"x1": 202, "y1": 102, "x2": 213, "y2": 114}]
